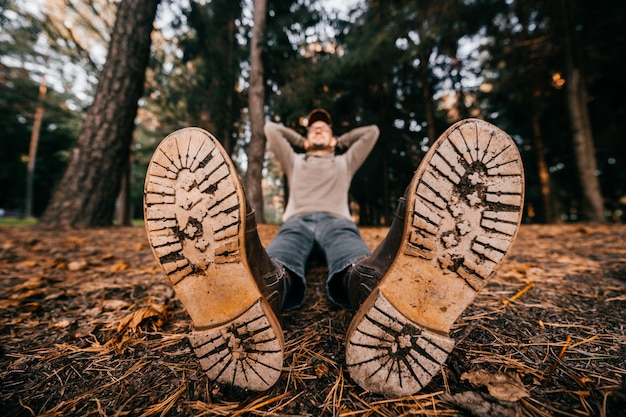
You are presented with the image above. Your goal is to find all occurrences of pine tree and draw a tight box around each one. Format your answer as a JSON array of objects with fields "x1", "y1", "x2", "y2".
[{"x1": 40, "y1": 0, "x2": 160, "y2": 228}]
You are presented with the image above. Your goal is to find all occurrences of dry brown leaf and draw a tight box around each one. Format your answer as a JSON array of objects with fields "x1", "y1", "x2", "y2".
[
  {"x1": 10, "y1": 277, "x2": 42, "y2": 291},
  {"x1": 441, "y1": 391, "x2": 519, "y2": 417},
  {"x1": 65, "y1": 236, "x2": 87, "y2": 245},
  {"x1": 73, "y1": 323, "x2": 96, "y2": 338},
  {"x1": 84, "y1": 306, "x2": 102, "y2": 317},
  {"x1": 10, "y1": 289, "x2": 45, "y2": 300},
  {"x1": 110, "y1": 261, "x2": 129, "y2": 273},
  {"x1": 101, "y1": 299, "x2": 131, "y2": 311},
  {"x1": 0, "y1": 299, "x2": 20, "y2": 309},
  {"x1": 315, "y1": 363, "x2": 329, "y2": 377},
  {"x1": 461, "y1": 370, "x2": 529, "y2": 402},
  {"x1": 525, "y1": 267, "x2": 545, "y2": 281},
  {"x1": 135, "y1": 265, "x2": 160, "y2": 275},
  {"x1": 52, "y1": 318, "x2": 74, "y2": 329},
  {"x1": 116, "y1": 304, "x2": 167, "y2": 334},
  {"x1": 18, "y1": 260, "x2": 38, "y2": 268},
  {"x1": 68, "y1": 260, "x2": 88, "y2": 271},
  {"x1": 43, "y1": 291, "x2": 65, "y2": 301}
]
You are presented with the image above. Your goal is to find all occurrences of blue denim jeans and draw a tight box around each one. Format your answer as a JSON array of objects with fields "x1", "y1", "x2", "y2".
[{"x1": 266, "y1": 212, "x2": 371, "y2": 310}]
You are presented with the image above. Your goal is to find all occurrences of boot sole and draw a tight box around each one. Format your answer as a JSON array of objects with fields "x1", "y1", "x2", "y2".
[
  {"x1": 143, "y1": 127, "x2": 283, "y2": 391},
  {"x1": 346, "y1": 119, "x2": 524, "y2": 396}
]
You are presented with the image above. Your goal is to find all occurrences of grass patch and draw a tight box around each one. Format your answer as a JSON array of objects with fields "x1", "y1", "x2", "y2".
[{"x1": 0, "y1": 217, "x2": 38, "y2": 227}]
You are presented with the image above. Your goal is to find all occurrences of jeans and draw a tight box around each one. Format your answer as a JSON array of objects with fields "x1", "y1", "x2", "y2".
[{"x1": 266, "y1": 212, "x2": 371, "y2": 310}]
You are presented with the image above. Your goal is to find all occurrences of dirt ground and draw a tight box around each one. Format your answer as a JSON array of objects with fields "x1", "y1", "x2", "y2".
[{"x1": 1, "y1": 223, "x2": 625, "y2": 417}]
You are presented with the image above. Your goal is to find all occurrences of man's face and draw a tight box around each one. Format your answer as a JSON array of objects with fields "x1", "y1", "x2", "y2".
[{"x1": 306, "y1": 121, "x2": 333, "y2": 149}]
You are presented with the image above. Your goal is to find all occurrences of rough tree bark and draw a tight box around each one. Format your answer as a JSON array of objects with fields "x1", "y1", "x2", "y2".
[
  {"x1": 244, "y1": 0, "x2": 268, "y2": 223},
  {"x1": 40, "y1": 0, "x2": 159, "y2": 228},
  {"x1": 560, "y1": 0, "x2": 605, "y2": 222}
]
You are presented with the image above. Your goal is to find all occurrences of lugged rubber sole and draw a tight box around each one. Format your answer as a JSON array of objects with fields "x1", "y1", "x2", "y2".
[
  {"x1": 143, "y1": 127, "x2": 283, "y2": 391},
  {"x1": 346, "y1": 118, "x2": 524, "y2": 397}
]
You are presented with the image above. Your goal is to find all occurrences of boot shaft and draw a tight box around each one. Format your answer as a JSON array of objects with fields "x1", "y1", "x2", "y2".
[
  {"x1": 244, "y1": 208, "x2": 287, "y2": 315},
  {"x1": 348, "y1": 197, "x2": 407, "y2": 308}
]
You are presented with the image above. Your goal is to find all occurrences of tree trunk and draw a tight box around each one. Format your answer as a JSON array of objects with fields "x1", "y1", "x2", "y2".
[
  {"x1": 40, "y1": 0, "x2": 159, "y2": 228},
  {"x1": 221, "y1": 18, "x2": 236, "y2": 156},
  {"x1": 418, "y1": 48, "x2": 437, "y2": 146},
  {"x1": 244, "y1": 0, "x2": 268, "y2": 223},
  {"x1": 560, "y1": 0, "x2": 604, "y2": 222},
  {"x1": 116, "y1": 150, "x2": 133, "y2": 226},
  {"x1": 530, "y1": 93, "x2": 558, "y2": 223},
  {"x1": 25, "y1": 75, "x2": 47, "y2": 219}
]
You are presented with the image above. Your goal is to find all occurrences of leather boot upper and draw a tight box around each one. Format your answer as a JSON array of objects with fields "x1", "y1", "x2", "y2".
[
  {"x1": 348, "y1": 197, "x2": 407, "y2": 308},
  {"x1": 244, "y1": 206, "x2": 287, "y2": 315}
]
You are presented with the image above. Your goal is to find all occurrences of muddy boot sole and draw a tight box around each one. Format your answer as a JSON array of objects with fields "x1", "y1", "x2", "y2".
[
  {"x1": 346, "y1": 118, "x2": 524, "y2": 397},
  {"x1": 143, "y1": 127, "x2": 283, "y2": 391}
]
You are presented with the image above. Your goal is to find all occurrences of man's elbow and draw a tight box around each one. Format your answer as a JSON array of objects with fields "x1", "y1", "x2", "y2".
[{"x1": 263, "y1": 121, "x2": 278, "y2": 136}]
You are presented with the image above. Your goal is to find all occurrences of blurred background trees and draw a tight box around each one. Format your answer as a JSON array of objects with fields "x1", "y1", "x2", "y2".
[{"x1": 1, "y1": 0, "x2": 624, "y2": 227}]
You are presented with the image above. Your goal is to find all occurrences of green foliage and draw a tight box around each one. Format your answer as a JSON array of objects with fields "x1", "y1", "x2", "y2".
[{"x1": 1, "y1": 0, "x2": 625, "y2": 224}]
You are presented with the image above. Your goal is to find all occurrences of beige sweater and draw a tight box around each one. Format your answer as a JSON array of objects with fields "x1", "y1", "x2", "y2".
[{"x1": 264, "y1": 122, "x2": 379, "y2": 221}]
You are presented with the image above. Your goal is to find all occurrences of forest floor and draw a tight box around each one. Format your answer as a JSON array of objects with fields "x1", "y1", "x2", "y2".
[{"x1": 1, "y1": 223, "x2": 625, "y2": 417}]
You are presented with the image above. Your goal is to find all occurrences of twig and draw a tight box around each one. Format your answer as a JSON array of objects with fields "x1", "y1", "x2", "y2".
[
  {"x1": 547, "y1": 336, "x2": 572, "y2": 380},
  {"x1": 503, "y1": 282, "x2": 535, "y2": 306}
]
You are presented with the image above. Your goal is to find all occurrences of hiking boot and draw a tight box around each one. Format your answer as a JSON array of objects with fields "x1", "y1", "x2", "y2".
[
  {"x1": 143, "y1": 127, "x2": 284, "y2": 391},
  {"x1": 345, "y1": 118, "x2": 525, "y2": 397}
]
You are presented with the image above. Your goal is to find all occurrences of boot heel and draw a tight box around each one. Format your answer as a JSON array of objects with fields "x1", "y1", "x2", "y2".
[
  {"x1": 189, "y1": 298, "x2": 283, "y2": 391},
  {"x1": 346, "y1": 290, "x2": 454, "y2": 397}
]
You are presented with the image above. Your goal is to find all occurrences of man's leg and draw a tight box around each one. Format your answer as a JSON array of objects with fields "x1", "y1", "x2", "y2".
[
  {"x1": 143, "y1": 127, "x2": 286, "y2": 391},
  {"x1": 345, "y1": 118, "x2": 525, "y2": 397},
  {"x1": 266, "y1": 215, "x2": 316, "y2": 310},
  {"x1": 314, "y1": 214, "x2": 372, "y2": 307}
]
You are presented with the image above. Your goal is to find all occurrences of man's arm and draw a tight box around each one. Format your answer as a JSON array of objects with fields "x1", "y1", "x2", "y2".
[
  {"x1": 264, "y1": 122, "x2": 306, "y2": 178},
  {"x1": 337, "y1": 125, "x2": 380, "y2": 175}
]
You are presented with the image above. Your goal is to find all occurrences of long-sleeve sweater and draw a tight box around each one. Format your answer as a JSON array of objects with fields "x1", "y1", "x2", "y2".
[{"x1": 264, "y1": 121, "x2": 379, "y2": 221}]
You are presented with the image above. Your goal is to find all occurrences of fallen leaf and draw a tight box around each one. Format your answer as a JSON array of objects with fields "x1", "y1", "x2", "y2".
[
  {"x1": 442, "y1": 391, "x2": 520, "y2": 417},
  {"x1": 10, "y1": 277, "x2": 42, "y2": 291},
  {"x1": 525, "y1": 267, "x2": 545, "y2": 281},
  {"x1": 18, "y1": 260, "x2": 38, "y2": 268},
  {"x1": 52, "y1": 318, "x2": 74, "y2": 329},
  {"x1": 68, "y1": 260, "x2": 88, "y2": 271},
  {"x1": 110, "y1": 261, "x2": 129, "y2": 273},
  {"x1": 10, "y1": 289, "x2": 45, "y2": 300},
  {"x1": 65, "y1": 236, "x2": 87, "y2": 245},
  {"x1": 84, "y1": 306, "x2": 102, "y2": 317},
  {"x1": 461, "y1": 370, "x2": 529, "y2": 402},
  {"x1": 0, "y1": 299, "x2": 19, "y2": 309},
  {"x1": 116, "y1": 304, "x2": 167, "y2": 334},
  {"x1": 73, "y1": 323, "x2": 96, "y2": 338},
  {"x1": 315, "y1": 363, "x2": 329, "y2": 377},
  {"x1": 102, "y1": 299, "x2": 131, "y2": 311}
]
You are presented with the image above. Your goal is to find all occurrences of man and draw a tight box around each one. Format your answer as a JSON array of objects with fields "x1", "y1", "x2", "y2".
[
  {"x1": 143, "y1": 111, "x2": 524, "y2": 397},
  {"x1": 263, "y1": 109, "x2": 379, "y2": 310}
]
